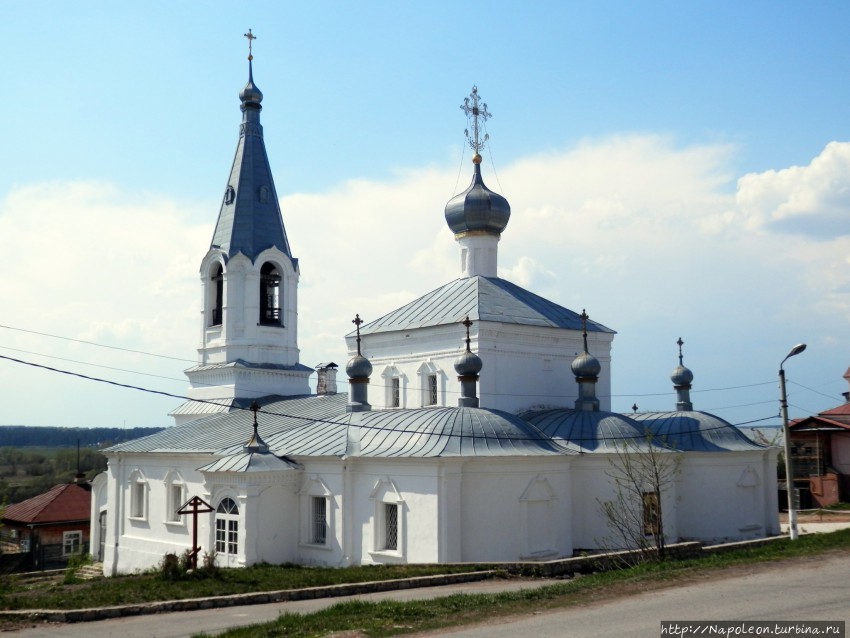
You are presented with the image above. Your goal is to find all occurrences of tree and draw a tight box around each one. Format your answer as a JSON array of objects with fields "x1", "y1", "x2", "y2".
[{"x1": 597, "y1": 433, "x2": 681, "y2": 563}]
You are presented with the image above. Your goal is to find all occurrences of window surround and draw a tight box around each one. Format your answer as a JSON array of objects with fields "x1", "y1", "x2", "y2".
[
  {"x1": 519, "y1": 475, "x2": 558, "y2": 560},
  {"x1": 416, "y1": 361, "x2": 441, "y2": 408},
  {"x1": 369, "y1": 477, "x2": 405, "y2": 561},
  {"x1": 215, "y1": 497, "x2": 240, "y2": 556},
  {"x1": 259, "y1": 262, "x2": 282, "y2": 326},
  {"x1": 163, "y1": 471, "x2": 186, "y2": 526},
  {"x1": 299, "y1": 475, "x2": 333, "y2": 550},
  {"x1": 380, "y1": 365, "x2": 403, "y2": 409},
  {"x1": 128, "y1": 468, "x2": 148, "y2": 521}
]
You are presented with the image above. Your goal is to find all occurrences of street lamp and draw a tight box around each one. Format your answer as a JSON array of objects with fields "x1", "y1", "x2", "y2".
[{"x1": 780, "y1": 343, "x2": 806, "y2": 540}]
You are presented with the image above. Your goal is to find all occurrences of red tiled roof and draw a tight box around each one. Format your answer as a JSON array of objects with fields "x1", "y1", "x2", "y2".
[{"x1": 3, "y1": 483, "x2": 91, "y2": 525}]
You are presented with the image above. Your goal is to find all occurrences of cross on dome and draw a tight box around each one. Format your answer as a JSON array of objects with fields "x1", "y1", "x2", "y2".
[
  {"x1": 244, "y1": 29, "x2": 256, "y2": 60},
  {"x1": 462, "y1": 315, "x2": 473, "y2": 352},
  {"x1": 352, "y1": 314, "x2": 364, "y2": 355},
  {"x1": 461, "y1": 85, "x2": 491, "y2": 156},
  {"x1": 677, "y1": 337, "x2": 685, "y2": 365}
]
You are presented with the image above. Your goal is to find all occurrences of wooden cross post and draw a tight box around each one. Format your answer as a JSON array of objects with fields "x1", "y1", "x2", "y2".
[{"x1": 177, "y1": 495, "x2": 215, "y2": 570}]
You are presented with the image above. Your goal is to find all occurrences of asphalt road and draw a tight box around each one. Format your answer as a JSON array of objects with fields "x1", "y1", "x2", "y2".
[{"x1": 9, "y1": 554, "x2": 850, "y2": 638}]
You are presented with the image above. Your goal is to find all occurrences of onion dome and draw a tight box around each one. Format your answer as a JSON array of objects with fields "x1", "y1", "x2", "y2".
[
  {"x1": 347, "y1": 313, "x2": 372, "y2": 380},
  {"x1": 671, "y1": 362, "x2": 693, "y2": 387},
  {"x1": 671, "y1": 337, "x2": 693, "y2": 387},
  {"x1": 572, "y1": 350, "x2": 601, "y2": 380},
  {"x1": 239, "y1": 60, "x2": 264, "y2": 107},
  {"x1": 445, "y1": 156, "x2": 511, "y2": 237},
  {"x1": 346, "y1": 353, "x2": 372, "y2": 380},
  {"x1": 454, "y1": 349, "x2": 483, "y2": 376}
]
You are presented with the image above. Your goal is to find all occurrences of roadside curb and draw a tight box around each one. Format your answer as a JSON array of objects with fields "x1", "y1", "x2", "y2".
[{"x1": 0, "y1": 570, "x2": 497, "y2": 624}]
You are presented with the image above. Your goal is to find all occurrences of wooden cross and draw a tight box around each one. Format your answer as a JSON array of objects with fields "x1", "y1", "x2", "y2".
[{"x1": 177, "y1": 495, "x2": 214, "y2": 570}]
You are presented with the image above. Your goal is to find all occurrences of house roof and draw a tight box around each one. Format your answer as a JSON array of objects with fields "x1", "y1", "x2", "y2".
[
  {"x1": 790, "y1": 415, "x2": 850, "y2": 432},
  {"x1": 3, "y1": 483, "x2": 91, "y2": 525},
  {"x1": 354, "y1": 276, "x2": 616, "y2": 336}
]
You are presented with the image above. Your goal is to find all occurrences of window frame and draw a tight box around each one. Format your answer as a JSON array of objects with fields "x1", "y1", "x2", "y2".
[
  {"x1": 215, "y1": 497, "x2": 240, "y2": 556},
  {"x1": 128, "y1": 469, "x2": 148, "y2": 521},
  {"x1": 63, "y1": 530, "x2": 82, "y2": 556}
]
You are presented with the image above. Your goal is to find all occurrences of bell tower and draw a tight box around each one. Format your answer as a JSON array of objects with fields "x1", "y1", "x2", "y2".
[{"x1": 176, "y1": 31, "x2": 311, "y2": 423}]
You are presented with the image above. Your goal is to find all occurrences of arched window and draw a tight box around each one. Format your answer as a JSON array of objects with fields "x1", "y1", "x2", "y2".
[
  {"x1": 210, "y1": 264, "x2": 223, "y2": 326},
  {"x1": 215, "y1": 497, "x2": 239, "y2": 555},
  {"x1": 259, "y1": 262, "x2": 281, "y2": 325}
]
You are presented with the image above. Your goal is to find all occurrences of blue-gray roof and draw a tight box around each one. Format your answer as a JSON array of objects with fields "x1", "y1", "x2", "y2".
[
  {"x1": 355, "y1": 276, "x2": 616, "y2": 336},
  {"x1": 630, "y1": 411, "x2": 766, "y2": 452},
  {"x1": 210, "y1": 63, "x2": 293, "y2": 263},
  {"x1": 521, "y1": 408, "x2": 657, "y2": 453},
  {"x1": 106, "y1": 394, "x2": 566, "y2": 459}
]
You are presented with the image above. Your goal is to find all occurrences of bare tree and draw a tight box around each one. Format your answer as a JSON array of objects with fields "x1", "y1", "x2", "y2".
[{"x1": 597, "y1": 433, "x2": 680, "y2": 563}]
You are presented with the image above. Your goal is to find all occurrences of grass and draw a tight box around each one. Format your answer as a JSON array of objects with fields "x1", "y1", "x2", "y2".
[{"x1": 0, "y1": 563, "x2": 483, "y2": 611}]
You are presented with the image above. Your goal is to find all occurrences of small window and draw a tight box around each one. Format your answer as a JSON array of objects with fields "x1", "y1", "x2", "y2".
[
  {"x1": 260, "y1": 262, "x2": 281, "y2": 325},
  {"x1": 224, "y1": 185, "x2": 235, "y2": 205},
  {"x1": 391, "y1": 378, "x2": 400, "y2": 408},
  {"x1": 311, "y1": 496, "x2": 327, "y2": 545},
  {"x1": 130, "y1": 481, "x2": 146, "y2": 519},
  {"x1": 642, "y1": 491, "x2": 660, "y2": 536},
  {"x1": 63, "y1": 531, "x2": 82, "y2": 556},
  {"x1": 210, "y1": 264, "x2": 223, "y2": 326},
  {"x1": 168, "y1": 484, "x2": 184, "y2": 523},
  {"x1": 427, "y1": 374, "x2": 438, "y2": 406},
  {"x1": 383, "y1": 503, "x2": 398, "y2": 551},
  {"x1": 215, "y1": 497, "x2": 239, "y2": 555}
]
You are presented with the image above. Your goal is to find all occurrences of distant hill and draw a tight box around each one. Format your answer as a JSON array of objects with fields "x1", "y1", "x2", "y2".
[{"x1": 0, "y1": 425, "x2": 165, "y2": 448}]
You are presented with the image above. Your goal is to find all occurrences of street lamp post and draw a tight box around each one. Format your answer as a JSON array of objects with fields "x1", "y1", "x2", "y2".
[{"x1": 780, "y1": 343, "x2": 806, "y2": 540}]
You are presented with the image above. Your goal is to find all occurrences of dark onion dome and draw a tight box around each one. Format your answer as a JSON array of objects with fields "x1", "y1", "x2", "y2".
[
  {"x1": 445, "y1": 155, "x2": 511, "y2": 237},
  {"x1": 346, "y1": 353, "x2": 372, "y2": 380},
  {"x1": 671, "y1": 362, "x2": 694, "y2": 387},
  {"x1": 454, "y1": 350, "x2": 483, "y2": 376},
  {"x1": 571, "y1": 350, "x2": 601, "y2": 379},
  {"x1": 239, "y1": 62, "x2": 263, "y2": 106}
]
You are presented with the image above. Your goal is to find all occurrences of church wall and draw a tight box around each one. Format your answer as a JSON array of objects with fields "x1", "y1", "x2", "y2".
[
  {"x1": 675, "y1": 451, "x2": 779, "y2": 542},
  {"x1": 569, "y1": 454, "x2": 682, "y2": 551},
  {"x1": 350, "y1": 323, "x2": 614, "y2": 414},
  {"x1": 459, "y1": 458, "x2": 572, "y2": 561},
  {"x1": 103, "y1": 453, "x2": 211, "y2": 575}
]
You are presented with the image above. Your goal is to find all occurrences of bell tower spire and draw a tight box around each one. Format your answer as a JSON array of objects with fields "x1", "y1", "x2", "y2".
[{"x1": 176, "y1": 31, "x2": 311, "y2": 424}]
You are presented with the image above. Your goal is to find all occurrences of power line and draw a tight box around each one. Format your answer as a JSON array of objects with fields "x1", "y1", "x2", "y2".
[
  {"x1": 0, "y1": 323, "x2": 195, "y2": 363},
  {"x1": 0, "y1": 353, "x2": 779, "y2": 443}
]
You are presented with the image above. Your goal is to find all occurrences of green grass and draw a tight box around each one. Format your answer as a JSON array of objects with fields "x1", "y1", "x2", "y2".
[{"x1": 0, "y1": 563, "x2": 483, "y2": 611}]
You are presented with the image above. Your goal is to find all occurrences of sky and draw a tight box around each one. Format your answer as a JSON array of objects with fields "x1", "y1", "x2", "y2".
[{"x1": 1, "y1": 2, "x2": 849, "y2": 431}]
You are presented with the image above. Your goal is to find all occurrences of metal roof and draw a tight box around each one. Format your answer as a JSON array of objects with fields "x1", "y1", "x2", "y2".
[
  {"x1": 209, "y1": 63, "x2": 293, "y2": 263},
  {"x1": 355, "y1": 276, "x2": 616, "y2": 336},
  {"x1": 522, "y1": 408, "x2": 655, "y2": 453},
  {"x1": 345, "y1": 407, "x2": 568, "y2": 458},
  {"x1": 197, "y1": 451, "x2": 300, "y2": 473},
  {"x1": 631, "y1": 411, "x2": 766, "y2": 452}
]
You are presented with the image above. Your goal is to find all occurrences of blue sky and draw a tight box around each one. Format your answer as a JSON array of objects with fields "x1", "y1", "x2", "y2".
[{"x1": 1, "y1": 2, "x2": 849, "y2": 430}]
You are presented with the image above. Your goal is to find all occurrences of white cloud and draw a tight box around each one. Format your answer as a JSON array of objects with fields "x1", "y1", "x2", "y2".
[
  {"x1": 736, "y1": 141, "x2": 850, "y2": 237},
  {"x1": 1, "y1": 135, "x2": 849, "y2": 428}
]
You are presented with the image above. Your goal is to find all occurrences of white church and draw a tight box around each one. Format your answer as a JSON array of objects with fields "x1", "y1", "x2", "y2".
[{"x1": 90, "y1": 41, "x2": 780, "y2": 575}]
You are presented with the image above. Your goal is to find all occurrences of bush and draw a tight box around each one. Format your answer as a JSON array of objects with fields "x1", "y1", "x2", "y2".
[{"x1": 158, "y1": 553, "x2": 183, "y2": 581}]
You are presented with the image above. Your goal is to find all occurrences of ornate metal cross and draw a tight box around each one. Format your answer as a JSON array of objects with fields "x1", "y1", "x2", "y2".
[
  {"x1": 460, "y1": 85, "x2": 491, "y2": 154},
  {"x1": 244, "y1": 29, "x2": 256, "y2": 59}
]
